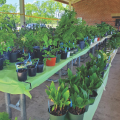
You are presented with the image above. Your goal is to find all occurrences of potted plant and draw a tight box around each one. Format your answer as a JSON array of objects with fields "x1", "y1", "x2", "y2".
[
  {"x1": 55, "y1": 10, "x2": 79, "y2": 58},
  {"x1": 42, "y1": 34, "x2": 58, "y2": 66},
  {"x1": 68, "y1": 84, "x2": 94, "y2": 120},
  {"x1": 16, "y1": 57, "x2": 28, "y2": 81},
  {"x1": 45, "y1": 81, "x2": 71, "y2": 120}
]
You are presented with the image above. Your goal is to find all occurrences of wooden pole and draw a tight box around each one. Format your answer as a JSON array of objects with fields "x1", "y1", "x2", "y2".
[{"x1": 19, "y1": 0, "x2": 25, "y2": 27}]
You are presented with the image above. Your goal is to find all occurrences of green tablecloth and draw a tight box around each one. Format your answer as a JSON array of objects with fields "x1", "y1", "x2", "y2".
[
  {"x1": 65, "y1": 64, "x2": 111, "y2": 120},
  {"x1": 0, "y1": 47, "x2": 90, "y2": 98}
]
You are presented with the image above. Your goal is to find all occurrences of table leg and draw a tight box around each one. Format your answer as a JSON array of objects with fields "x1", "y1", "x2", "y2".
[
  {"x1": 77, "y1": 57, "x2": 80, "y2": 67},
  {"x1": 92, "y1": 47, "x2": 95, "y2": 56},
  {"x1": 59, "y1": 69, "x2": 61, "y2": 79},
  {"x1": 70, "y1": 60, "x2": 73, "y2": 71},
  {"x1": 5, "y1": 93, "x2": 12, "y2": 118},
  {"x1": 20, "y1": 94, "x2": 27, "y2": 120}
]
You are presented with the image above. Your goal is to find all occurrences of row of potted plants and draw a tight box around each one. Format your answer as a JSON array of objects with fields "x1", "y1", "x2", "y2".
[{"x1": 45, "y1": 50, "x2": 111, "y2": 120}]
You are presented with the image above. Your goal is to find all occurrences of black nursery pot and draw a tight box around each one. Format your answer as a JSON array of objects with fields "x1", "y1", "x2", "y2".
[
  {"x1": 10, "y1": 51, "x2": 18, "y2": 62},
  {"x1": 17, "y1": 68, "x2": 27, "y2": 81},
  {"x1": 0, "y1": 58, "x2": 3, "y2": 70},
  {"x1": 3, "y1": 51, "x2": 10, "y2": 61},
  {"x1": 79, "y1": 41, "x2": 85, "y2": 50},
  {"x1": 37, "y1": 62, "x2": 44, "y2": 73},
  {"x1": 61, "y1": 51, "x2": 67, "y2": 59},
  {"x1": 28, "y1": 65, "x2": 37, "y2": 77},
  {"x1": 34, "y1": 46, "x2": 48, "y2": 62}
]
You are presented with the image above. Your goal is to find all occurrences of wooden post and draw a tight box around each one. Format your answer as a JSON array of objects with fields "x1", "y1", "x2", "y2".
[{"x1": 19, "y1": 0, "x2": 25, "y2": 27}]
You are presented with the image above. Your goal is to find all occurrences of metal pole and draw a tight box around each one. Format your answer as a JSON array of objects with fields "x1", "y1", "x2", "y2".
[
  {"x1": 77, "y1": 57, "x2": 80, "y2": 67},
  {"x1": 5, "y1": 93, "x2": 12, "y2": 118},
  {"x1": 19, "y1": 0, "x2": 25, "y2": 27},
  {"x1": 92, "y1": 47, "x2": 95, "y2": 56},
  {"x1": 70, "y1": 60, "x2": 73, "y2": 71},
  {"x1": 59, "y1": 69, "x2": 61, "y2": 79},
  {"x1": 20, "y1": 94, "x2": 27, "y2": 120}
]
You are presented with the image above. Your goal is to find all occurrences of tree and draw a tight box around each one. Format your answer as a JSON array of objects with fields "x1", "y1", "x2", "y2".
[{"x1": 0, "y1": 0, "x2": 6, "y2": 6}]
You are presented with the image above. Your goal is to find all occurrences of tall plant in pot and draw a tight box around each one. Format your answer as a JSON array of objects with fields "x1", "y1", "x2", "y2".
[
  {"x1": 55, "y1": 10, "x2": 79, "y2": 58},
  {"x1": 45, "y1": 81, "x2": 71, "y2": 120},
  {"x1": 0, "y1": 19, "x2": 16, "y2": 69},
  {"x1": 35, "y1": 27, "x2": 50, "y2": 61}
]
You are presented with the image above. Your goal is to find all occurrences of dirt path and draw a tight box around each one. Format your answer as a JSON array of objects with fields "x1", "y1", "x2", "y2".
[{"x1": 0, "y1": 49, "x2": 120, "y2": 120}]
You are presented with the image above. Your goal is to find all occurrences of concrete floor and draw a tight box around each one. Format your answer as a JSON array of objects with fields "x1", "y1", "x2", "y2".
[{"x1": 0, "y1": 48, "x2": 120, "y2": 120}]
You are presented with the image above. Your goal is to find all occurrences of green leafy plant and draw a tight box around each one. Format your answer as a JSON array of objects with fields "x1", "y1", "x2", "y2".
[
  {"x1": 0, "y1": 112, "x2": 11, "y2": 120},
  {"x1": 45, "y1": 81, "x2": 71, "y2": 116},
  {"x1": 3, "y1": 59, "x2": 10, "y2": 67},
  {"x1": 70, "y1": 85, "x2": 94, "y2": 115}
]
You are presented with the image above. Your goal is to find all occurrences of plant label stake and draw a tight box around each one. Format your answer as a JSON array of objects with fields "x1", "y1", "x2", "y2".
[
  {"x1": 70, "y1": 99, "x2": 72, "y2": 107},
  {"x1": 48, "y1": 100, "x2": 50, "y2": 113}
]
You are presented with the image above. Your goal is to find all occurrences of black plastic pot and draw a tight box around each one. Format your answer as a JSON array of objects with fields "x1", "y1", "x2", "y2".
[
  {"x1": 0, "y1": 58, "x2": 3, "y2": 70},
  {"x1": 61, "y1": 51, "x2": 67, "y2": 59},
  {"x1": 10, "y1": 51, "x2": 18, "y2": 62},
  {"x1": 34, "y1": 46, "x2": 48, "y2": 62},
  {"x1": 17, "y1": 50, "x2": 23, "y2": 58},
  {"x1": 37, "y1": 62, "x2": 44, "y2": 73},
  {"x1": 79, "y1": 41, "x2": 85, "y2": 50},
  {"x1": 30, "y1": 52, "x2": 35, "y2": 59},
  {"x1": 28, "y1": 65, "x2": 37, "y2": 77},
  {"x1": 17, "y1": 68, "x2": 27, "y2": 81},
  {"x1": 3, "y1": 51, "x2": 10, "y2": 61}
]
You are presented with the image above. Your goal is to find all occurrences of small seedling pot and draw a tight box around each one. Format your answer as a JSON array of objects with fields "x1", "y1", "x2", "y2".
[
  {"x1": 10, "y1": 51, "x2": 18, "y2": 62},
  {"x1": 56, "y1": 54, "x2": 61, "y2": 63},
  {"x1": 61, "y1": 51, "x2": 67, "y2": 59},
  {"x1": 0, "y1": 58, "x2": 3, "y2": 70},
  {"x1": 37, "y1": 62, "x2": 44, "y2": 73},
  {"x1": 28, "y1": 65, "x2": 37, "y2": 77},
  {"x1": 79, "y1": 41, "x2": 85, "y2": 50},
  {"x1": 17, "y1": 68, "x2": 27, "y2": 81},
  {"x1": 46, "y1": 57, "x2": 56, "y2": 66}
]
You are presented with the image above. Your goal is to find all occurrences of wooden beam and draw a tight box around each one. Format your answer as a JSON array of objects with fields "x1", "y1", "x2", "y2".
[{"x1": 54, "y1": 0, "x2": 69, "y2": 4}]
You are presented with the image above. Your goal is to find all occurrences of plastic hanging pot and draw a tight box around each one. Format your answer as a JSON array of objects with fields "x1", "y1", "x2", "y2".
[
  {"x1": 79, "y1": 41, "x2": 85, "y2": 50},
  {"x1": 61, "y1": 51, "x2": 67, "y2": 59},
  {"x1": 17, "y1": 68, "x2": 27, "y2": 81},
  {"x1": 46, "y1": 57, "x2": 56, "y2": 66},
  {"x1": 10, "y1": 51, "x2": 18, "y2": 62},
  {"x1": 28, "y1": 65, "x2": 37, "y2": 77},
  {"x1": 37, "y1": 62, "x2": 44, "y2": 73},
  {"x1": 68, "y1": 111, "x2": 85, "y2": 120},
  {"x1": 0, "y1": 58, "x2": 3, "y2": 70},
  {"x1": 56, "y1": 54, "x2": 61, "y2": 63}
]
